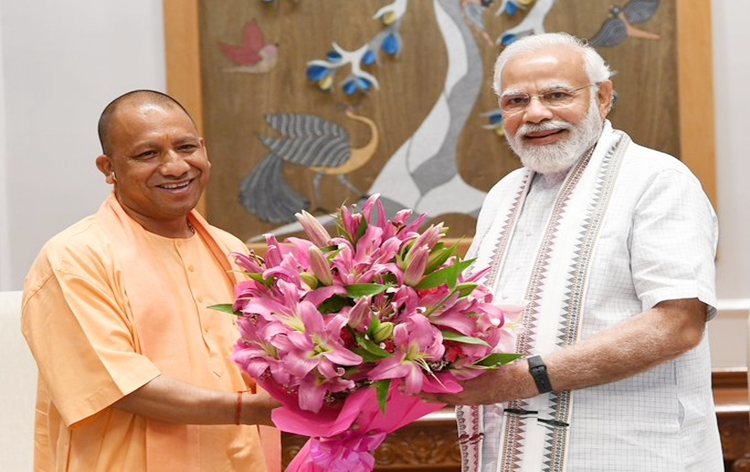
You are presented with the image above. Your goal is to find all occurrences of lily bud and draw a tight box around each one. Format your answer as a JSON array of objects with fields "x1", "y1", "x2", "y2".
[
  {"x1": 372, "y1": 321, "x2": 394, "y2": 343},
  {"x1": 299, "y1": 272, "x2": 319, "y2": 290},
  {"x1": 308, "y1": 246, "x2": 333, "y2": 286},
  {"x1": 295, "y1": 211, "x2": 332, "y2": 247},
  {"x1": 404, "y1": 223, "x2": 444, "y2": 265},
  {"x1": 404, "y1": 245, "x2": 430, "y2": 286},
  {"x1": 348, "y1": 297, "x2": 372, "y2": 332}
]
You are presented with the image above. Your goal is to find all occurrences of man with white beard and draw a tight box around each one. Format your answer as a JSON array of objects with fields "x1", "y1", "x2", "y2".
[{"x1": 423, "y1": 33, "x2": 723, "y2": 471}]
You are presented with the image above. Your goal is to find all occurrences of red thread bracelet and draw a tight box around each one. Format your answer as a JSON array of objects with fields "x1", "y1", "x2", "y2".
[{"x1": 235, "y1": 390, "x2": 243, "y2": 425}]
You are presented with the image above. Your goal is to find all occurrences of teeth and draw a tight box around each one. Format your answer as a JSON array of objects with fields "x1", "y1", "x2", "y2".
[{"x1": 162, "y1": 182, "x2": 189, "y2": 190}]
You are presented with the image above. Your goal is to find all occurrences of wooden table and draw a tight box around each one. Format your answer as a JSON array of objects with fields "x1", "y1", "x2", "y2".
[
  {"x1": 282, "y1": 370, "x2": 750, "y2": 471},
  {"x1": 715, "y1": 369, "x2": 750, "y2": 471}
]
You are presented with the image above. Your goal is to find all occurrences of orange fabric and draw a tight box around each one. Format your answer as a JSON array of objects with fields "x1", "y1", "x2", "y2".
[{"x1": 22, "y1": 194, "x2": 280, "y2": 471}]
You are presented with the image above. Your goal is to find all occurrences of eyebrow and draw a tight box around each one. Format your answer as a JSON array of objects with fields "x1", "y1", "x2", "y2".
[{"x1": 501, "y1": 82, "x2": 576, "y2": 97}]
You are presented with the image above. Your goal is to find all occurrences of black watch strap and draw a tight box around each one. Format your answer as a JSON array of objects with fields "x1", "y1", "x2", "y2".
[{"x1": 527, "y1": 355, "x2": 553, "y2": 394}]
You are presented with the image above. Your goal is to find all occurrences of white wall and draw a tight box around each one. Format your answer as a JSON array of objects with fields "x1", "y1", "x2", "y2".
[
  {"x1": 708, "y1": 0, "x2": 750, "y2": 368},
  {"x1": 0, "y1": 0, "x2": 166, "y2": 290},
  {"x1": 0, "y1": 2, "x2": 747, "y2": 365},
  {"x1": 0, "y1": 1, "x2": 9, "y2": 290}
]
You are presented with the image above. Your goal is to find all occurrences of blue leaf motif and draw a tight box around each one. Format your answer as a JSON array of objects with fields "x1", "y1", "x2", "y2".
[
  {"x1": 357, "y1": 77, "x2": 371, "y2": 91},
  {"x1": 307, "y1": 65, "x2": 330, "y2": 81},
  {"x1": 343, "y1": 80, "x2": 358, "y2": 95},
  {"x1": 501, "y1": 34, "x2": 518, "y2": 46},
  {"x1": 382, "y1": 34, "x2": 400, "y2": 56},
  {"x1": 362, "y1": 50, "x2": 376, "y2": 66},
  {"x1": 326, "y1": 50, "x2": 343, "y2": 62}
]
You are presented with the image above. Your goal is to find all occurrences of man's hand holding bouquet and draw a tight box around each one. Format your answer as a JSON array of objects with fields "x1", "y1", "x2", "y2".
[{"x1": 213, "y1": 195, "x2": 521, "y2": 471}]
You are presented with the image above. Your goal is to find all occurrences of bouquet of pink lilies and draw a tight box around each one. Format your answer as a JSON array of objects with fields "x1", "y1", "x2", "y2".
[{"x1": 216, "y1": 195, "x2": 521, "y2": 472}]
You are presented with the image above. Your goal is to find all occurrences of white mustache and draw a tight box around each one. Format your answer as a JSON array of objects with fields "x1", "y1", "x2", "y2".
[{"x1": 518, "y1": 120, "x2": 573, "y2": 136}]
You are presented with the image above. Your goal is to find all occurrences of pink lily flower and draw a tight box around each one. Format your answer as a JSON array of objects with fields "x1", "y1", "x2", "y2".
[
  {"x1": 296, "y1": 370, "x2": 356, "y2": 413},
  {"x1": 296, "y1": 210, "x2": 333, "y2": 247},
  {"x1": 232, "y1": 252, "x2": 265, "y2": 274},
  {"x1": 360, "y1": 194, "x2": 385, "y2": 227},
  {"x1": 263, "y1": 234, "x2": 284, "y2": 267},
  {"x1": 403, "y1": 245, "x2": 430, "y2": 286},
  {"x1": 346, "y1": 297, "x2": 373, "y2": 332},
  {"x1": 278, "y1": 302, "x2": 362, "y2": 376},
  {"x1": 367, "y1": 314, "x2": 445, "y2": 394},
  {"x1": 232, "y1": 320, "x2": 291, "y2": 385},
  {"x1": 309, "y1": 245, "x2": 334, "y2": 286},
  {"x1": 338, "y1": 205, "x2": 364, "y2": 245}
]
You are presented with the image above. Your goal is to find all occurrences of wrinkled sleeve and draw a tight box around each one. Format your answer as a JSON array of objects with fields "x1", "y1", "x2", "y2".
[
  {"x1": 630, "y1": 168, "x2": 719, "y2": 320},
  {"x1": 22, "y1": 240, "x2": 161, "y2": 427}
]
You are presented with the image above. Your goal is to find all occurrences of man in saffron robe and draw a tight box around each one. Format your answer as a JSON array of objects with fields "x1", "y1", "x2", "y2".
[
  {"x1": 424, "y1": 33, "x2": 723, "y2": 471},
  {"x1": 22, "y1": 90, "x2": 280, "y2": 472}
]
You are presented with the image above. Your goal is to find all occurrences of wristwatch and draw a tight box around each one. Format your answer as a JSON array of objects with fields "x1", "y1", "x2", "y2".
[{"x1": 527, "y1": 355, "x2": 553, "y2": 394}]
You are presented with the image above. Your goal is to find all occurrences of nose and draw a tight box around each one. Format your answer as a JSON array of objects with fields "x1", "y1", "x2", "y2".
[
  {"x1": 159, "y1": 149, "x2": 191, "y2": 177},
  {"x1": 522, "y1": 96, "x2": 554, "y2": 123}
]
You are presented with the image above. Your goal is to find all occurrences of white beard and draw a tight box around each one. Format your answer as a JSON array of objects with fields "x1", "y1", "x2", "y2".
[{"x1": 505, "y1": 101, "x2": 604, "y2": 175}]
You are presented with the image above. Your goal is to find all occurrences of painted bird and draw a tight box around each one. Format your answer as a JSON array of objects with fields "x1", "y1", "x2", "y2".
[
  {"x1": 239, "y1": 109, "x2": 379, "y2": 224},
  {"x1": 588, "y1": 0, "x2": 661, "y2": 47},
  {"x1": 219, "y1": 20, "x2": 278, "y2": 73}
]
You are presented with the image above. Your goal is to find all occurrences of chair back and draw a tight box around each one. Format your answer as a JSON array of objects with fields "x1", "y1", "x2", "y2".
[{"x1": 0, "y1": 291, "x2": 36, "y2": 471}]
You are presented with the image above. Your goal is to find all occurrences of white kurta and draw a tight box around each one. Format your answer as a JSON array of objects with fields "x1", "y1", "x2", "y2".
[{"x1": 466, "y1": 122, "x2": 722, "y2": 471}]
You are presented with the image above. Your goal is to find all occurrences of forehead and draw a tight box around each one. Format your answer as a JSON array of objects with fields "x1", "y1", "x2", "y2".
[
  {"x1": 109, "y1": 102, "x2": 198, "y2": 142},
  {"x1": 500, "y1": 46, "x2": 588, "y2": 92}
]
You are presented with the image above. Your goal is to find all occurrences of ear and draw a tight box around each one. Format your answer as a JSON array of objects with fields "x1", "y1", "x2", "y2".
[
  {"x1": 200, "y1": 137, "x2": 211, "y2": 169},
  {"x1": 96, "y1": 155, "x2": 116, "y2": 184},
  {"x1": 596, "y1": 80, "x2": 615, "y2": 118}
]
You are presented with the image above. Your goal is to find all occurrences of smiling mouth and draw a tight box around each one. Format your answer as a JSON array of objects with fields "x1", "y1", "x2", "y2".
[
  {"x1": 159, "y1": 180, "x2": 192, "y2": 190},
  {"x1": 525, "y1": 129, "x2": 565, "y2": 140}
]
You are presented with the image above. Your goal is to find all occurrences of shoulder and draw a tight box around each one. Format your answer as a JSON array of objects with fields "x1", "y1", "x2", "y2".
[
  {"x1": 621, "y1": 135, "x2": 702, "y2": 183},
  {"x1": 25, "y1": 215, "x2": 116, "y2": 296},
  {"x1": 611, "y1": 134, "x2": 711, "y2": 207},
  {"x1": 35, "y1": 215, "x2": 112, "y2": 265}
]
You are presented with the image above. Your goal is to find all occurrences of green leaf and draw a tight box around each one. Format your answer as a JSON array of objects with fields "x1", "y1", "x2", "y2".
[
  {"x1": 248, "y1": 272, "x2": 273, "y2": 288},
  {"x1": 207, "y1": 303, "x2": 240, "y2": 316},
  {"x1": 414, "y1": 258, "x2": 473, "y2": 291},
  {"x1": 413, "y1": 267, "x2": 450, "y2": 290},
  {"x1": 425, "y1": 243, "x2": 457, "y2": 274},
  {"x1": 351, "y1": 348, "x2": 388, "y2": 363},
  {"x1": 455, "y1": 283, "x2": 478, "y2": 298},
  {"x1": 346, "y1": 283, "x2": 390, "y2": 298},
  {"x1": 354, "y1": 332, "x2": 391, "y2": 359},
  {"x1": 444, "y1": 259, "x2": 474, "y2": 289},
  {"x1": 355, "y1": 218, "x2": 369, "y2": 245},
  {"x1": 317, "y1": 295, "x2": 353, "y2": 315},
  {"x1": 474, "y1": 353, "x2": 523, "y2": 367},
  {"x1": 441, "y1": 330, "x2": 491, "y2": 347},
  {"x1": 374, "y1": 379, "x2": 391, "y2": 414}
]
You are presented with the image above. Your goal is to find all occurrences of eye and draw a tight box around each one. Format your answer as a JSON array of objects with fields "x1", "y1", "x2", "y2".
[
  {"x1": 135, "y1": 150, "x2": 158, "y2": 160},
  {"x1": 502, "y1": 94, "x2": 530, "y2": 109},
  {"x1": 178, "y1": 143, "x2": 200, "y2": 153},
  {"x1": 543, "y1": 90, "x2": 573, "y2": 102}
]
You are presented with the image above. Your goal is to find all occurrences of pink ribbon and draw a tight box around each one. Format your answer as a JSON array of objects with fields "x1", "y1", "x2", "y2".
[{"x1": 308, "y1": 430, "x2": 387, "y2": 472}]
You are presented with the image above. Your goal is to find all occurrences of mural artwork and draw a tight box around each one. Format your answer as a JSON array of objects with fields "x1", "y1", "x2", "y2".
[{"x1": 198, "y1": 0, "x2": 676, "y2": 244}]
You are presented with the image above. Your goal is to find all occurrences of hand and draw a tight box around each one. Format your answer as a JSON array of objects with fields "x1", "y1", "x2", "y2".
[
  {"x1": 421, "y1": 361, "x2": 535, "y2": 406},
  {"x1": 241, "y1": 389, "x2": 282, "y2": 426}
]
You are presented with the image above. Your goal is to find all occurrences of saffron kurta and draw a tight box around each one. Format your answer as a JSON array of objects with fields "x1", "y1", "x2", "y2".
[{"x1": 22, "y1": 194, "x2": 274, "y2": 472}]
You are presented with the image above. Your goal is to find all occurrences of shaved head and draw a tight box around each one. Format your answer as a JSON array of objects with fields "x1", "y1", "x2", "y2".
[{"x1": 97, "y1": 90, "x2": 195, "y2": 155}]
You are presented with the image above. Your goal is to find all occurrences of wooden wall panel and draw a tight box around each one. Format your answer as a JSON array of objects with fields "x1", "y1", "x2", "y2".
[{"x1": 163, "y1": 0, "x2": 716, "y2": 243}]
